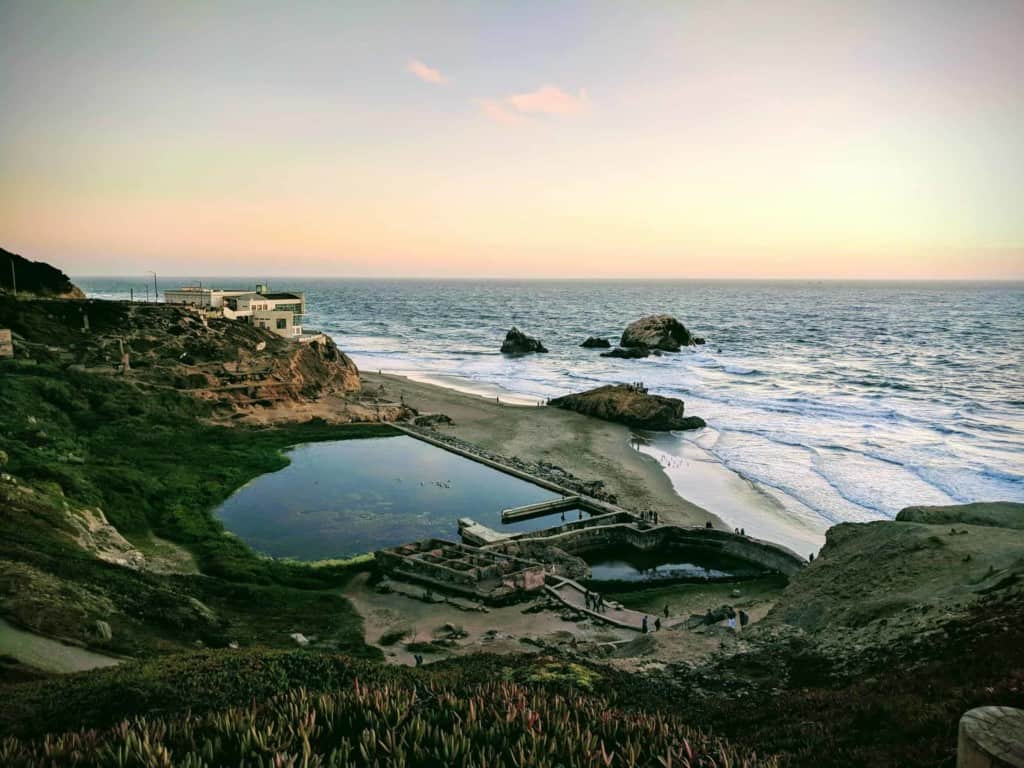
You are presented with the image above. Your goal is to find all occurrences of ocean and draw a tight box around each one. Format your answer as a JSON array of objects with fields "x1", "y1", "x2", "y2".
[{"x1": 78, "y1": 277, "x2": 1024, "y2": 550}]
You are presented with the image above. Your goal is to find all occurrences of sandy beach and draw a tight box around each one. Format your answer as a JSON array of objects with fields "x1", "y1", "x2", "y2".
[{"x1": 361, "y1": 371, "x2": 722, "y2": 528}]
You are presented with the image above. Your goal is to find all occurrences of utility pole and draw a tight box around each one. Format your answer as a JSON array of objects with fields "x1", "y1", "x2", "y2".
[{"x1": 148, "y1": 271, "x2": 158, "y2": 302}]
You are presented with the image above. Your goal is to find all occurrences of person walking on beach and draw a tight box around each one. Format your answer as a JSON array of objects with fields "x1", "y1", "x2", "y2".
[
  {"x1": 663, "y1": 604, "x2": 670, "y2": 618},
  {"x1": 642, "y1": 615, "x2": 649, "y2": 633},
  {"x1": 655, "y1": 617, "x2": 662, "y2": 631}
]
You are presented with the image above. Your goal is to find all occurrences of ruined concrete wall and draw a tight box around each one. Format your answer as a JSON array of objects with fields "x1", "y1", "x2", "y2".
[{"x1": 521, "y1": 524, "x2": 805, "y2": 576}]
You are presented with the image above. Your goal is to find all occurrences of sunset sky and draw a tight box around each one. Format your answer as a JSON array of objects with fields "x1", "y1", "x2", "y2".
[{"x1": 1, "y1": 1, "x2": 1022, "y2": 279}]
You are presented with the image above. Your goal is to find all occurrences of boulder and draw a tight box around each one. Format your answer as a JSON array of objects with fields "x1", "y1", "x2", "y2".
[
  {"x1": 620, "y1": 315, "x2": 695, "y2": 351},
  {"x1": 549, "y1": 384, "x2": 706, "y2": 431},
  {"x1": 601, "y1": 346, "x2": 650, "y2": 359},
  {"x1": 413, "y1": 413, "x2": 454, "y2": 428},
  {"x1": 94, "y1": 620, "x2": 112, "y2": 642},
  {"x1": 580, "y1": 336, "x2": 611, "y2": 348},
  {"x1": 500, "y1": 327, "x2": 548, "y2": 355}
]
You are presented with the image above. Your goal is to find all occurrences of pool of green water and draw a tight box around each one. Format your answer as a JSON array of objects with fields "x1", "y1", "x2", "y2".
[{"x1": 215, "y1": 435, "x2": 561, "y2": 560}]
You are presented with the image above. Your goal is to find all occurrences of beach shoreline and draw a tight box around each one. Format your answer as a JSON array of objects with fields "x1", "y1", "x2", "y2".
[{"x1": 360, "y1": 370, "x2": 725, "y2": 528}]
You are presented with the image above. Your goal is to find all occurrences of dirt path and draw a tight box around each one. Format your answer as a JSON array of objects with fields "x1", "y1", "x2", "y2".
[
  {"x1": 343, "y1": 573, "x2": 632, "y2": 665},
  {"x1": 0, "y1": 619, "x2": 120, "y2": 673}
]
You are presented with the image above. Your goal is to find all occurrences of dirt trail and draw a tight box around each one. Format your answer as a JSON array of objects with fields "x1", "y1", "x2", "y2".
[{"x1": 0, "y1": 619, "x2": 120, "y2": 673}]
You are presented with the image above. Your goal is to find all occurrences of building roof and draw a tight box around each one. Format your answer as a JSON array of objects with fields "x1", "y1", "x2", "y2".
[{"x1": 260, "y1": 292, "x2": 302, "y2": 300}]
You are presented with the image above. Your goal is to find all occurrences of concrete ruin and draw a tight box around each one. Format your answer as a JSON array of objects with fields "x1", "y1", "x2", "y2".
[{"x1": 376, "y1": 539, "x2": 550, "y2": 605}]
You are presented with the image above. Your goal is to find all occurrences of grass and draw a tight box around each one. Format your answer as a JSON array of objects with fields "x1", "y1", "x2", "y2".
[
  {"x1": 0, "y1": 362, "x2": 397, "y2": 586},
  {"x1": 0, "y1": 650, "x2": 774, "y2": 767},
  {"x1": 0, "y1": 358, "x2": 397, "y2": 658}
]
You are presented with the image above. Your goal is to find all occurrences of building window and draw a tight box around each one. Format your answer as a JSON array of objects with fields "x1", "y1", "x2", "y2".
[{"x1": 276, "y1": 318, "x2": 287, "y2": 330}]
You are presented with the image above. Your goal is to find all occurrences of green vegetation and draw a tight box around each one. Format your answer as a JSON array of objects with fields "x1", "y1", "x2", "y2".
[
  {"x1": 0, "y1": 358, "x2": 397, "y2": 658},
  {"x1": 0, "y1": 362, "x2": 396, "y2": 585},
  {"x1": 0, "y1": 650, "x2": 773, "y2": 767}
]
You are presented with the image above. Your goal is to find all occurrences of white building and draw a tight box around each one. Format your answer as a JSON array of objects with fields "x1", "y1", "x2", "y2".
[
  {"x1": 167, "y1": 283, "x2": 307, "y2": 340},
  {"x1": 163, "y1": 286, "x2": 253, "y2": 309}
]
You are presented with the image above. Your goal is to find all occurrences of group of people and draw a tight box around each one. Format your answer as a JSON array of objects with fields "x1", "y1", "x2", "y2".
[
  {"x1": 640, "y1": 614, "x2": 663, "y2": 633},
  {"x1": 583, "y1": 590, "x2": 606, "y2": 613},
  {"x1": 733, "y1": 526, "x2": 746, "y2": 536},
  {"x1": 639, "y1": 509, "x2": 660, "y2": 524},
  {"x1": 625, "y1": 381, "x2": 648, "y2": 394}
]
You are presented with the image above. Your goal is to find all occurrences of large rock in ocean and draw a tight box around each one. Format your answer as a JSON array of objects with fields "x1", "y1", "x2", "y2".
[
  {"x1": 549, "y1": 384, "x2": 705, "y2": 431},
  {"x1": 601, "y1": 346, "x2": 652, "y2": 359},
  {"x1": 620, "y1": 314, "x2": 695, "y2": 351},
  {"x1": 501, "y1": 327, "x2": 548, "y2": 355},
  {"x1": 580, "y1": 336, "x2": 611, "y2": 348}
]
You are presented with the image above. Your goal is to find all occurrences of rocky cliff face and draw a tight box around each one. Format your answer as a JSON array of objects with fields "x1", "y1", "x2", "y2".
[
  {"x1": 0, "y1": 297, "x2": 360, "y2": 412},
  {"x1": 0, "y1": 248, "x2": 85, "y2": 299},
  {"x1": 620, "y1": 315, "x2": 695, "y2": 351},
  {"x1": 549, "y1": 384, "x2": 705, "y2": 430}
]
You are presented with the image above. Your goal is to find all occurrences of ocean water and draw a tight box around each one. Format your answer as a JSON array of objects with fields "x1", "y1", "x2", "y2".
[{"x1": 79, "y1": 277, "x2": 1024, "y2": 548}]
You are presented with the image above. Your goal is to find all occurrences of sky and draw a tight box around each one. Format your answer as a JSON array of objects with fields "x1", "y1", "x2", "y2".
[{"x1": 1, "y1": 1, "x2": 1023, "y2": 279}]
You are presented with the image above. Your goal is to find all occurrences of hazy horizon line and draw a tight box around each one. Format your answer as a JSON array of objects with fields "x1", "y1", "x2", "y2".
[{"x1": 72, "y1": 274, "x2": 1024, "y2": 283}]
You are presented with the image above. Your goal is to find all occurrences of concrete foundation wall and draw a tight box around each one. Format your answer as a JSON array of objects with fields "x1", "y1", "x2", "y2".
[{"x1": 512, "y1": 523, "x2": 805, "y2": 576}]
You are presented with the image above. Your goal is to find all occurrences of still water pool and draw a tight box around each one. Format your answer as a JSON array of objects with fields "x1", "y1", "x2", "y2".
[
  {"x1": 585, "y1": 546, "x2": 768, "y2": 583},
  {"x1": 215, "y1": 436, "x2": 560, "y2": 560}
]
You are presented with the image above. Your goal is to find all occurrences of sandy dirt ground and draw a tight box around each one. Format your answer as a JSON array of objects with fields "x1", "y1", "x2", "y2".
[
  {"x1": 0, "y1": 619, "x2": 120, "y2": 673},
  {"x1": 360, "y1": 372, "x2": 722, "y2": 528},
  {"x1": 343, "y1": 573, "x2": 781, "y2": 669}
]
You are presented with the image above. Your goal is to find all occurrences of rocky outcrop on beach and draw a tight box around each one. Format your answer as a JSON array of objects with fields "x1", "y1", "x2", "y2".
[
  {"x1": 620, "y1": 314, "x2": 696, "y2": 351},
  {"x1": 549, "y1": 384, "x2": 705, "y2": 431},
  {"x1": 580, "y1": 336, "x2": 611, "y2": 348},
  {"x1": 1, "y1": 247, "x2": 85, "y2": 299},
  {"x1": 601, "y1": 346, "x2": 656, "y2": 359},
  {"x1": 500, "y1": 327, "x2": 548, "y2": 355}
]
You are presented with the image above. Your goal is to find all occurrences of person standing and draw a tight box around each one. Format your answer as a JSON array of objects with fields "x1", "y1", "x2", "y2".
[{"x1": 642, "y1": 615, "x2": 649, "y2": 633}]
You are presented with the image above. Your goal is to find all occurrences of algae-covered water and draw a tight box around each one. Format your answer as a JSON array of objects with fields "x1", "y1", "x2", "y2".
[{"x1": 215, "y1": 435, "x2": 562, "y2": 560}]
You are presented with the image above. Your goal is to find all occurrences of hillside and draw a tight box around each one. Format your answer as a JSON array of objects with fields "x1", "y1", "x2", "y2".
[
  {"x1": 0, "y1": 247, "x2": 85, "y2": 298},
  {"x1": 0, "y1": 260, "x2": 1021, "y2": 767},
  {"x1": 0, "y1": 297, "x2": 369, "y2": 417},
  {"x1": 0, "y1": 651, "x2": 770, "y2": 767}
]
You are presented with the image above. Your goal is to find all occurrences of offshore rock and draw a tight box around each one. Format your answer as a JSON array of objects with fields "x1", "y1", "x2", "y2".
[
  {"x1": 549, "y1": 384, "x2": 705, "y2": 431},
  {"x1": 620, "y1": 314, "x2": 695, "y2": 351},
  {"x1": 580, "y1": 336, "x2": 611, "y2": 348},
  {"x1": 501, "y1": 327, "x2": 548, "y2": 355},
  {"x1": 602, "y1": 346, "x2": 651, "y2": 359}
]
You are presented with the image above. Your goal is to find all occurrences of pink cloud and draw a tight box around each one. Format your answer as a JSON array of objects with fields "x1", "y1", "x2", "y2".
[
  {"x1": 407, "y1": 58, "x2": 447, "y2": 84},
  {"x1": 479, "y1": 84, "x2": 590, "y2": 124},
  {"x1": 505, "y1": 85, "x2": 589, "y2": 115},
  {"x1": 479, "y1": 99, "x2": 528, "y2": 126}
]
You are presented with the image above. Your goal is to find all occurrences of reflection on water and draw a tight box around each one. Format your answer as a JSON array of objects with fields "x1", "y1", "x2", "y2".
[
  {"x1": 585, "y1": 546, "x2": 765, "y2": 583},
  {"x1": 215, "y1": 436, "x2": 560, "y2": 559}
]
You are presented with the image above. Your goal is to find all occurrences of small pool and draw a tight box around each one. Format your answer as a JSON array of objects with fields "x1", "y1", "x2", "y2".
[
  {"x1": 215, "y1": 435, "x2": 562, "y2": 560},
  {"x1": 584, "y1": 546, "x2": 766, "y2": 583}
]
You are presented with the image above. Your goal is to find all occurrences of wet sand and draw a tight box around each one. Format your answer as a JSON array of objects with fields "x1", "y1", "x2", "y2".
[{"x1": 360, "y1": 372, "x2": 722, "y2": 527}]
